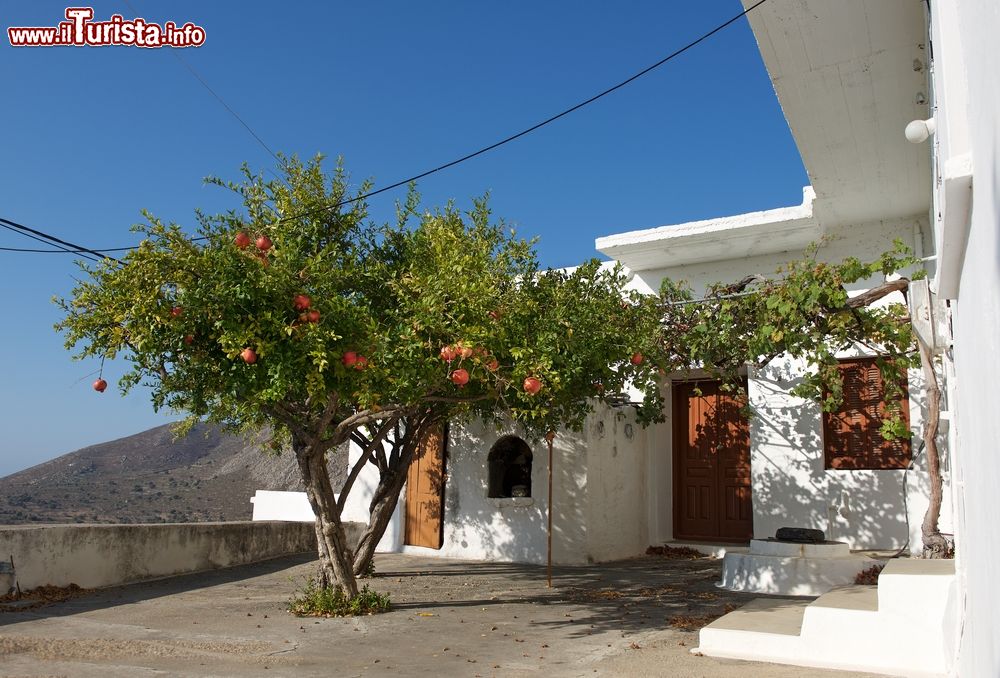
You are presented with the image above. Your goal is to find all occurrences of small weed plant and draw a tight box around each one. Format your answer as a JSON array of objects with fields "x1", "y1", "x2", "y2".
[
  {"x1": 288, "y1": 579, "x2": 390, "y2": 617},
  {"x1": 360, "y1": 558, "x2": 377, "y2": 579}
]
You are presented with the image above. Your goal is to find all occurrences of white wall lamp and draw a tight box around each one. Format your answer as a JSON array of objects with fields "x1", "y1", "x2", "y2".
[{"x1": 905, "y1": 117, "x2": 937, "y2": 143}]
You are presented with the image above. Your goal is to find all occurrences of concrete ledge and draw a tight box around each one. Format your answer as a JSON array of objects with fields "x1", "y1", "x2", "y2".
[
  {"x1": 719, "y1": 548, "x2": 881, "y2": 596},
  {"x1": 0, "y1": 521, "x2": 364, "y2": 590}
]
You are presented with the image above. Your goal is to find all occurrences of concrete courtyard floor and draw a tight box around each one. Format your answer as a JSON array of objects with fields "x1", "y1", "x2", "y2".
[{"x1": 0, "y1": 552, "x2": 885, "y2": 678}]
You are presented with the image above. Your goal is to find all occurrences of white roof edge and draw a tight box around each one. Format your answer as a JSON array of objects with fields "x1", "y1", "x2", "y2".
[{"x1": 595, "y1": 186, "x2": 816, "y2": 255}]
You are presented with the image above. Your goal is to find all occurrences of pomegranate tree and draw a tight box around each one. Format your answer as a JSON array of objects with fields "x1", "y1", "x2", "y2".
[{"x1": 56, "y1": 156, "x2": 663, "y2": 600}]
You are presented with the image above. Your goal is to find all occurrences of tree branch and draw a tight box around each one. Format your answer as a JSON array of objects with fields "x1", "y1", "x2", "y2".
[
  {"x1": 844, "y1": 279, "x2": 908, "y2": 309},
  {"x1": 421, "y1": 394, "x2": 495, "y2": 404},
  {"x1": 337, "y1": 418, "x2": 397, "y2": 514},
  {"x1": 123, "y1": 338, "x2": 170, "y2": 380},
  {"x1": 311, "y1": 392, "x2": 340, "y2": 448},
  {"x1": 264, "y1": 404, "x2": 310, "y2": 441},
  {"x1": 325, "y1": 406, "x2": 408, "y2": 447},
  {"x1": 349, "y1": 430, "x2": 383, "y2": 469}
]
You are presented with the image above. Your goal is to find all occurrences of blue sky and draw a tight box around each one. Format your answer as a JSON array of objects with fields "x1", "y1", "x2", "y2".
[{"x1": 0, "y1": 0, "x2": 806, "y2": 476}]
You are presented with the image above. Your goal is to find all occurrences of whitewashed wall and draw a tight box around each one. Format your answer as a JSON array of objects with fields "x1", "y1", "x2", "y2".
[
  {"x1": 584, "y1": 407, "x2": 652, "y2": 562},
  {"x1": 630, "y1": 217, "x2": 950, "y2": 549},
  {"x1": 337, "y1": 218, "x2": 948, "y2": 562},
  {"x1": 343, "y1": 443, "x2": 403, "y2": 554},
  {"x1": 405, "y1": 421, "x2": 570, "y2": 564},
  {"x1": 938, "y1": 0, "x2": 1000, "y2": 674},
  {"x1": 748, "y1": 354, "x2": 949, "y2": 552},
  {"x1": 345, "y1": 406, "x2": 654, "y2": 566}
]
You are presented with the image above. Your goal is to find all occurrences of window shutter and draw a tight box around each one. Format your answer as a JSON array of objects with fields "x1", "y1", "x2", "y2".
[
  {"x1": 871, "y1": 362, "x2": 911, "y2": 468},
  {"x1": 823, "y1": 357, "x2": 911, "y2": 470}
]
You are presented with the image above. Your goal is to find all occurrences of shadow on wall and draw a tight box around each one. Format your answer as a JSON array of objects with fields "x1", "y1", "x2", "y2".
[
  {"x1": 436, "y1": 422, "x2": 588, "y2": 566},
  {"x1": 749, "y1": 356, "x2": 939, "y2": 551}
]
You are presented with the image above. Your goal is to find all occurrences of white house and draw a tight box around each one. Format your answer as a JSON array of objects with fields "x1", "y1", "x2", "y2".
[
  {"x1": 691, "y1": 1, "x2": 998, "y2": 675},
  {"x1": 258, "y1": 0, "x2": 1000, "y2": 673},
  {"x1": 346, "y1": 183, "x2": 943, "y2": 567},
  {"x1": 341, "y1": 0, "x2": 946, "y2": 569}
]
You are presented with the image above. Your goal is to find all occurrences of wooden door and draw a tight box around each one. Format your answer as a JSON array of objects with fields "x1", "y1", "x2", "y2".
[
  {"x1": 404, "y1": 426, "x2": 447, "y2": 549},
  {"x1": 673, "y1": 380, "x2": 752, "y2": 542}
]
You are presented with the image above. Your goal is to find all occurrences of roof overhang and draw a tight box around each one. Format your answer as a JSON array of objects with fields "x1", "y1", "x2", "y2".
[
  {"x1": 595, "y1": 1, "x2": 931, "y2": 273},
  {"x1": 743, "y1": 0, "x2": 931, "y2": 224},
  {"x1": 596, "y1": 187, "x2": 821, "y2": 270}
]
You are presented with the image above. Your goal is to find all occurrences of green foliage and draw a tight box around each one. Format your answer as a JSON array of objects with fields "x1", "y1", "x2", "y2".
[
  {"x1": 54, "y1": 154, "x2": 664, "y2": 444},
  {"x1": 360, "y1": 557, "x2": 376, "y2": 579},
  {"x1": 288, "y1": 579, "x2": 390, "y2": 617},
  {"x1": 650, "y1": 239, "x2": 922, "y2": 435}
]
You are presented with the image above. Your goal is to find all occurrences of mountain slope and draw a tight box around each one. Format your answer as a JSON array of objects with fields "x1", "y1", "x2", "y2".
[{"x1": 0, "y1": 423, "x2": 347, "y2": 525}]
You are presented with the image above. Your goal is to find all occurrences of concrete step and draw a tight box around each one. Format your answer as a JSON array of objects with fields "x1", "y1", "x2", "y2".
[
  {"x1": 697, "y1": 598, "x2": 808, "y2": 659},
  {"x1": 877, "y1": 558, "x2": 955, "y2": 617},
  {"x1": 719, "y1": 551, "x2": 881, "y2": 596},
  {"x1": 810, "y1": 584, "x2": 879, "y2": 611},
  {"x1": 696, "y1": 562, "x2": 957, "y2": 677},
  {"x1": 705, "y1": 597, "x2": 807, "y2": 635}
]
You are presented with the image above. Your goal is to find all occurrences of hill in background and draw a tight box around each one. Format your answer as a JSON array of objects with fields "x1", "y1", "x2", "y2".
[{"x1": 0, "y1": 423, "x2": 347, "y2": 525}]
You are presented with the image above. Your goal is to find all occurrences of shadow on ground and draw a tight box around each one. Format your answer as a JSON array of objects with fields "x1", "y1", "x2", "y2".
[
  {"x1": 0, "y1": 551, "x2": 776, "y2": 637},
  {"x1": 0, "y1": 552, "x2": 316, "y2": 628}
]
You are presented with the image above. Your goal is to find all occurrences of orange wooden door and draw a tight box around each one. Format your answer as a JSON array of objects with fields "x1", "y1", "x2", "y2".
[
  {"x1": 404, "y1": 426, "x2": 447, "y2": 549},
  {"x1": 673, "y1": 380, "x2": 752, "y2": 542}
]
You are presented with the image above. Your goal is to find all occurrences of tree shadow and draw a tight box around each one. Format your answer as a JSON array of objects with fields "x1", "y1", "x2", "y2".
[
  {"x1": 748, "y1": 355, "x2": 946, "y2": 550},
  {"x1": 373, "y1": 552, "x2": 787, "y2": 639}
]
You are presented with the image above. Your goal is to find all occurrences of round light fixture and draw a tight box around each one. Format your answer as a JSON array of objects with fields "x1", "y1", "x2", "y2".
[{"x1": 905, "y1": 118, "x2": 936, "y2": 144}]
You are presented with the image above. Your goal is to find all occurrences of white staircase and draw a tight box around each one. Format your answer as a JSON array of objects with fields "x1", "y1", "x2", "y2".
[
  {"x1": 719, "y1": 538, "x2": 883, "y2": 596},
  {"x1": 696, "y1": 559, "x2": 957, "y2": 677}
]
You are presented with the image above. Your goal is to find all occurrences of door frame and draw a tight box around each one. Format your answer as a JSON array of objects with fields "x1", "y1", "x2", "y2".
[{"x1": 671, "y1": 378, "x2": 752, "y2": 543}]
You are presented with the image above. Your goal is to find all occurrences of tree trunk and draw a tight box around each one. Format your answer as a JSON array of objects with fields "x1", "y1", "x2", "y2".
[
  {"x1": 917, "y1": 339, "x2": 949, "y2": 558},
  {"x1": 352, "y1": 464, "x2": 409, "y2": 576},
  {"x1": 351, "y1": 418, "x2": 431, "y2": 576},
  {"x1": 292, "y1": 435, "x2": 360, "y2": 596}
]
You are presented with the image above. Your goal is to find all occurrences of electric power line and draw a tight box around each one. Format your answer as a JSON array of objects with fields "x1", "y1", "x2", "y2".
[
  {"x1": 1, "y1": 221, "x2": 102, "y2": 263},
  {"x1": 0, "y1": 244, "x2": 136, "y2": 254},
  {"x1": 0, "y1": 223, "x2": 92, "y2": 259},
  {"x1": 0, "y1": 218, "x2": 117, "y2": 263},
  {"x1": 2, "y1": 0, "x2": 768, "y2": 259},
  {"x1": 273, "y1": 0, "x2": 770, "y2": 226},
  {"x1": 120, "y1": 0, "x2": 283, "y2": 167}
]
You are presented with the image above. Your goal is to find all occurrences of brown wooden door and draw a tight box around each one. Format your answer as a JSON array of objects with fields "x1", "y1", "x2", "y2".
[
  {"x1": 673, "y1": 380, "x2": 752, "y2": 542},
  {"x1": 404, "y1": 426, "x2": 447, "y2": 549}
]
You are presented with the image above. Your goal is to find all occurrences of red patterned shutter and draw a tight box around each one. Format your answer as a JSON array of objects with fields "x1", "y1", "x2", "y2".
[{"x1": 824, "y1": 358, "x2": 911, "y2": 470}]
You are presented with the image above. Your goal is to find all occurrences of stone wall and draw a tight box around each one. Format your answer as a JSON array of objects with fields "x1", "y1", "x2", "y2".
[{"x1": 0, "y1": 521, "x2": 364, "y2": 590}]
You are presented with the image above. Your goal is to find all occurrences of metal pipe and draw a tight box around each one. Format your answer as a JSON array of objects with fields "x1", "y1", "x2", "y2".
[{"x1": 545, "y1": 431, "x2": 555, "y2": 588}]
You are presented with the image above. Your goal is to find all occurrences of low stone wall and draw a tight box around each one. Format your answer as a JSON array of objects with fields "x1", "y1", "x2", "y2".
[{"x1": 0, "y1": 521, "x2": 365, "y2": 590}]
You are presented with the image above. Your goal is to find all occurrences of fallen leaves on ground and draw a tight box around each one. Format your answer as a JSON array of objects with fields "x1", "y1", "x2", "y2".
[
  {"x1": 667, "y1": 604, "x2": 739, "y2": 631},
  {"x1": 854, "y1": 563, "x2": 885, "y2": 585},
  {"x1": 0, "y1": 583, "x2": 92, "y2": 611},
  {"x1": 645, "y1": 545, "x2": 707, "y2": 559},
  {"x1": 569, "y1": 588, "x2": 624, "y2": 602}
]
